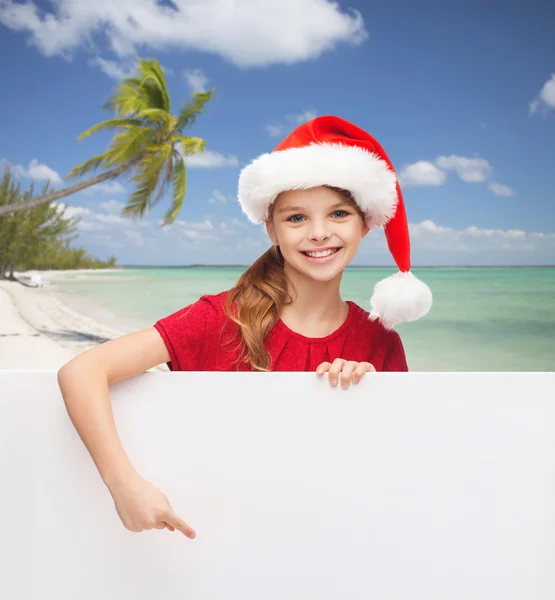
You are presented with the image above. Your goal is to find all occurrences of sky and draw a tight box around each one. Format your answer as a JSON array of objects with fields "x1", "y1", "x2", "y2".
[{"x1": 0, "y1": 0, "x2": 554, "y2": 267}]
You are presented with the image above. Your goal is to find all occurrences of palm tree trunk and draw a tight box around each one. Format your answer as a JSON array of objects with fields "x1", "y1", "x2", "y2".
[{"x1": 0, "y1": 160, "x2": 140, "y2": 217}]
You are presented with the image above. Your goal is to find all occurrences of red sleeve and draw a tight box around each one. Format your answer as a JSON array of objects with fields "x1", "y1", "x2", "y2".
[
  {"x1": 153, "y1": 296, "x2": 216, "y2": 371},
  {"x1": 381, "y1": 330, "x2": 409, "y2": 372}
]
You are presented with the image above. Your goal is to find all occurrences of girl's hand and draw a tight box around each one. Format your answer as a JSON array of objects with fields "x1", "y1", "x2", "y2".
[
  {"x1": 316, "y1": 359, "x2": 376, "y2": 389},
  {"x1": 108, "y1": 473, "x2": 196, "y2": 539}
]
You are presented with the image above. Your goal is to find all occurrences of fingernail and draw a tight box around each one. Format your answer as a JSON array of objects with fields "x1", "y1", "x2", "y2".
[
  {"x1": 353, "y1": 377, "x2": 359, "y2": 384},
  {"x1": 330, "y1": 379, "x2": 337, "y2": 386}
]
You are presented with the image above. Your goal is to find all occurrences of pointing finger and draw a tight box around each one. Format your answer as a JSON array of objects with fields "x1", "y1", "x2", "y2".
[{"x1": 166, "y1": 511, "x2": 196, "y2": 539}]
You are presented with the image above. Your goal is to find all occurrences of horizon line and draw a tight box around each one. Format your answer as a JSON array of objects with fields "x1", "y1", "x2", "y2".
[{"x1": 118, "y1": 264, "x2": 555, "y2": 269}]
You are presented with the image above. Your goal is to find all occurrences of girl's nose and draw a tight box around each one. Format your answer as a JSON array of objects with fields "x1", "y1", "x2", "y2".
[{"x1": 308, "y1": 221, "x2": 331, "y2": 242}]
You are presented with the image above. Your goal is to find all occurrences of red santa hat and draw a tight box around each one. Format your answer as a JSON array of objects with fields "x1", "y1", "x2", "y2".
[{"x1": 237, "y1": 115, "x2": 432, "y2": 329}]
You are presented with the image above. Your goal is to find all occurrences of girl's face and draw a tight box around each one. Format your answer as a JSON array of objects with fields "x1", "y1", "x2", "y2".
[{"x1": 265, "y1": 186, "x2": 370, "y2": 283}]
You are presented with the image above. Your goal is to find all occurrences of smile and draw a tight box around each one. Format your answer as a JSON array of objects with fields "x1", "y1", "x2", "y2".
[{"x1": 300, "y1": 247, "x2": 343, "y2": 263}]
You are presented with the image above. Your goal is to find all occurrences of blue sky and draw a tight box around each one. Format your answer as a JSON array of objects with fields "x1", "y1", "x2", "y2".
[{"x1": 0, "y1": 0, "x2": 554, "y2": 266}]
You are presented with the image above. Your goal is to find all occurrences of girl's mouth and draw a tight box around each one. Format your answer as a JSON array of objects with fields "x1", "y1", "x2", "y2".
[{"x1": 300, "y1": 247, "x2": 343, "y2": 264}]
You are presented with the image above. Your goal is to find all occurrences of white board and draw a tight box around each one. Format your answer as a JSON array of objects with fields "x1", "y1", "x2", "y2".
[{"x1": 1, "y1": 371, "x2": 555, "y2": 599}]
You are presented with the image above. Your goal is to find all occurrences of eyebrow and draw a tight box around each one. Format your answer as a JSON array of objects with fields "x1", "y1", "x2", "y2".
[{"x1": 277, "y1": 201, "x2": 350, "y2": 214}]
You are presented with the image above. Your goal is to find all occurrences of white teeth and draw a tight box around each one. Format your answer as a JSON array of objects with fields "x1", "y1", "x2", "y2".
[{"x1": 305, "y1": 248, "x2": 337, "y2": 258}]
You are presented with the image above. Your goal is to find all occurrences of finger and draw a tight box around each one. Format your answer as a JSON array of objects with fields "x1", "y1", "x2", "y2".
[
  {"x1": 316, "y1": 362, "x2": 331, "y2": 376},
  {"x1": 166, "y1": 512, "x2": 196, "y2": 539},
  {"x1": 353, "y1": 362, "x2": 376, "y2": 384},
  {"x1": 339, "y1": 362, "x2": 356, "y2": 389},
  {"x1": 328, "y1": 358, "x2": 346, "y2": 387},
  {"x1": 165, "y1": 523, "x2": 175, "y2": 532}
]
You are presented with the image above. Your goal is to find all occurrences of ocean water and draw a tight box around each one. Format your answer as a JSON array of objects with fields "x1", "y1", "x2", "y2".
[{"x1": 50, "y1": 266, "x2": 555, "y2": 372}]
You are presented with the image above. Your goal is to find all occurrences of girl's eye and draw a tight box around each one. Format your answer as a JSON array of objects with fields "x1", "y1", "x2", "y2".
[{"x1": 287, "y1": 210, "x2": 350, "y2": 223}]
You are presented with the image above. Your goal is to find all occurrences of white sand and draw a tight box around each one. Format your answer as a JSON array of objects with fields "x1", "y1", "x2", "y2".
[{"x1": 0, "y1": 270, "x2": 168, "y2": 371}]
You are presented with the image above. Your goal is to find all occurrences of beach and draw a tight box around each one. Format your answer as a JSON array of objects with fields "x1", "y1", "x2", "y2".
[
  {"x1": 0, "y1": 270, "x2": 168, "y2": 371},
  {"x1": 1, "y1": 266, "x2": 554, "y2": 372}
]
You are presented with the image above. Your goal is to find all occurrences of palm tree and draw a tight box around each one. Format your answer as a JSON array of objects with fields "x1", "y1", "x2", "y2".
[{"x1": 0, "y1": 58, "x2": 214, "y2": 225}]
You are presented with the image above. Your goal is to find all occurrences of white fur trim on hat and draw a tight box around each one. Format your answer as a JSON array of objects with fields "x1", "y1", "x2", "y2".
[
  {"x1": 238, "y1": 142, "x2": 398, "y2": 226},
  {"x1": 369, "y1": 271, "x2": 433, "y2": 330}
]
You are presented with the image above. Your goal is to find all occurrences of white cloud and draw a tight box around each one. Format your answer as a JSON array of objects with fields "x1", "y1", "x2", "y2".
[
  {"x1": 435, "y1": 155, "x2": 493, "y2": 183},
  {"x1": 208, "y1": 190, "x2": 228, "y2": 205},
  {"x1": 183, "y1": 230, "x2": 219, "y2": 242},
  {"x1": 87, "y1": 57, "x2": 135, "y2": 80},
  {"x1": 185, "y1": 150, "x2": 239, "y2": 168},
  {"x1": 265, "y1": 124, "x2": 285, "y2": 137},
  {"x1": 292, "y1": 109, "x2": 318, "y2": 125},
  {"x1": 81, "y1": 182, "x2": 126, "y2": 196},
  {"x1": 396, "y1": 220, "x2": 554, "y2": 264},
  {"x1": 398, "y1": 161, "x2": 447, "y2": 187},
  {"x1": 88, "y1": 56, "x2": 173, "y2": 79},
  {"x1": 487, "y1": 182, "x2": 516, "y2": 197},
  {"x1": 266, "y1": 108, "x2": 318, "y2": 137},
  {"x1": 172, "y1": 219, "x2": 215, "y2": 232},
  {"x1": 54, "y1": 203, "x2": 93, "y2": 219},
  {"x1": 11, "y1": 159, "x2": 63, "y2": 185},
  {"x1": 96, "y1": 200, "x2": 126, "y2": 214},
  {"x1": 123, "y1": 229, "x2": 144, "y2": 245},
  {"x1": 219, "y1": 222, "x2": 237, "y2": 235},
  {"x1": 463, "y1": 225, "x2": 527, "y2": 241},
  {"x1": 530, "y1": 73, "x2": 555, "y2": 115},
  {"x1": 0, "y1": 0, "x2": 367, "y2": 68},
  {"x1": 183, "y1": 68, "x2": 209, "y2": 93},
  {"x1": 52, "y1": 197, "x2": 555, "y2": 265},
  {"x1": 236, "y1": 236, "x2": 264, "y2": 251}
]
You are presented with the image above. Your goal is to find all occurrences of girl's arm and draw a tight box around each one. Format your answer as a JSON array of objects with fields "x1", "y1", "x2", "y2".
[
  {"x1": 57, "y1": 328, "x2": 196, "y2": 538},
  {"x1": 57, "y1": 328, "x2": 168, "y2": 487}
]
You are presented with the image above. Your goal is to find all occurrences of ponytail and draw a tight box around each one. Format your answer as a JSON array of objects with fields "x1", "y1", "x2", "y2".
[{"x1": 224, "y1": 244, "x2": 292, "y2": 371}]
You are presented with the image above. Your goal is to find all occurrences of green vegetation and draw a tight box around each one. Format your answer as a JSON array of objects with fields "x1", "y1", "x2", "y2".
[
  {"x1": 0, "y1": 168, "x2": 115, "y2": 279},
  {"x1": 0, "y1": 57, "x2": 214, "y2": 225}
]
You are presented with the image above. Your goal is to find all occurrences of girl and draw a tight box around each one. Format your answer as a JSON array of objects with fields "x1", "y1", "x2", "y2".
[{"x1": 58, "y1": 116, "x2": 433, "y2": 541}]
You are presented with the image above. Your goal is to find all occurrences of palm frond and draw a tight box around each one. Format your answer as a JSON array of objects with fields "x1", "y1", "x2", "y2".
[
  {"x1": 135, "y1": 108, "x2": 171, "y2": 127},
  {"x1": 77, "y1": 118, "x2": 142, "y2": 141},
  {"x1": 104, "y1": 58, "x2": 170, "y2": 116},
  {"x1": 175, "y1": 90, "x2": 214, "y2": 132},
  {"x1": 136, "y1": 58, "x2": 170, "y2": 112},
  {"x1": 121, "y1": 173, "x2": 159, "y2": 220},
  {"x1": 147, "y1": 147, "x2": 174, "y2": 210},
  {"x1": 173, "y1": 135, "x2": 206, "y2": 156},
  {"x1": 66, "y1": 152, "x2": 111, "y2": 180},
  {"x1": 123, "y1": 146, "x2": 171, "y2": 219},
  {"x1": 105, "y1": 128, "x2": 157, "y2": 166},
  {"x1": 162, "y1": 157, "x2": 187, "y2": 226},
  {"x1": 102, "y1": 78, "x2": 151, "y2": 116}
]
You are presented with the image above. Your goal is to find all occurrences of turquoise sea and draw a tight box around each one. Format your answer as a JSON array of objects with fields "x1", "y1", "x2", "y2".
[{"x1": 50, "y1": 266, "x2": 555, "y2": 372}]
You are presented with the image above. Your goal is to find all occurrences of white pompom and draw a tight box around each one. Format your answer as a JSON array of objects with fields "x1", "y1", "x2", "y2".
[{"x1": 369, "y1": 271, "x2": 433, "y2": 330}]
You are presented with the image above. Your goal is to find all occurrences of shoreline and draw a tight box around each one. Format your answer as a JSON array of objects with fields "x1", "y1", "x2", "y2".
[{"x1": 0, "y1": 269, "x2": 168, "y2": 371}]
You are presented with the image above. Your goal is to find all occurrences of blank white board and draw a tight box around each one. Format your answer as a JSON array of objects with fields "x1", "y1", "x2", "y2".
[{"x1": 1, "y1": 371, "x2": 555, "y2": 599}]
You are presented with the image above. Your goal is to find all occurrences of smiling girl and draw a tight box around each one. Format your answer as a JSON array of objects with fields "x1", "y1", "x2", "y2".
[{"x1": 58, "y1": 116, "x2": 433, "y2": 539}]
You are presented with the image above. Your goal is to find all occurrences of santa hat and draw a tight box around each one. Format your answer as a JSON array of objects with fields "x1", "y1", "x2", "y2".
[{"x1": 237, "y1": 115, "x2": 432, "y2": 329}]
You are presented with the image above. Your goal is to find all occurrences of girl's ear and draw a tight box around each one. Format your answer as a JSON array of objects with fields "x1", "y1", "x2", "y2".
[
  {"x1": 361, "y1": 221, "x2": 371, "y2": 239},
  {"x1": 265, "y1": 221, "x2": 277, "y2": 245}
]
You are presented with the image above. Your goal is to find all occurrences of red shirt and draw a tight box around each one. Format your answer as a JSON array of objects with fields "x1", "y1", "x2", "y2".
[{"x1": 153, "y1": 291, "x2": 408, "y2": 372}]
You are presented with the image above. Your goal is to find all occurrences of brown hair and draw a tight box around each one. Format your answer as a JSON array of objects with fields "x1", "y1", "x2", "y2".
[{"x1": 224, "y1": 186, "x2": 365, "y2": 371}]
